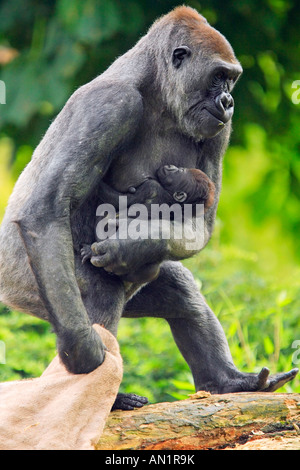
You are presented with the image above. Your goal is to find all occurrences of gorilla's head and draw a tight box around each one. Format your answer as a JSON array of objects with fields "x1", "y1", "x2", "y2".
[
  {"x1": 157, "y1": 164, "x2": 215, "y2": 209},
  {"x1": 150, "y1": 7, "x2": 242, "y2": 141}
]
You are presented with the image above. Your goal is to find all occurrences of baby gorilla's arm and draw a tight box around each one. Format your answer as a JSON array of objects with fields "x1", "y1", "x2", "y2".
[
  {"x1": 82, "y1": 168, "x2": 209, "y2": 279},
  {"x1": 80, "y1": 178, "x2": 167, "y2": 269},
  {"x1": 97, "y1": 178, "x2": 171, "y2": 209}
]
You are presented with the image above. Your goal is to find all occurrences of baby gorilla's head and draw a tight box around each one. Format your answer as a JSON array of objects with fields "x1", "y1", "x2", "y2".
[{"x1": 156, "y1": 165, "x2": 215, "y2": 209}]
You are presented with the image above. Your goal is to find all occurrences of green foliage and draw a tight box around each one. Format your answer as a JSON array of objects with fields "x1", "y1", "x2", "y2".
[
  {"x1": 0, "y1": 0, "x2": 299, "y2": 401},
  {"x1": 219, "y1": 123, "x2": 300, "y2": 272},
  {"x1": 0, "y1": 306, "x2": 56, "y2": 381}
]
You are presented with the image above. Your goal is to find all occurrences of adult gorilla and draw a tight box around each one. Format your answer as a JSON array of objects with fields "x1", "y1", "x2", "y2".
[{"x1": 0, "y1": 6, "x2": 297, "y2": 409}]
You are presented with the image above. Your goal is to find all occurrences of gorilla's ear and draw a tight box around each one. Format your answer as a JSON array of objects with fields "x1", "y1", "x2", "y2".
[
  {"x1": 173, "y1": 191, "x2": 187, "y2": 203},
  {"x1": 172, "y1": 46, "x2": 191, "y2": 69}
]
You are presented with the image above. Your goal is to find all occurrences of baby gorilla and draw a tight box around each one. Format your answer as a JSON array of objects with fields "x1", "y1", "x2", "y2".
[
  {"x1": 82, "y1": 165, "x2": 215, "y2": 285},
  {"x1": 150, "y1": 164, "x2": 215, "y2": 207}
]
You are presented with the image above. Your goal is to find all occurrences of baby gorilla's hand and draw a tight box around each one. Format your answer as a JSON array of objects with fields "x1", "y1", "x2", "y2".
[{"x1": 81, "y1": 244, "x2": 93, "y2": 264}]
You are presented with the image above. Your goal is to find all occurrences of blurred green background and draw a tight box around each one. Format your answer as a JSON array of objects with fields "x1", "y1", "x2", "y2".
[{"x1": 0, "y1": 0, "x2": 299, "y2": 401}]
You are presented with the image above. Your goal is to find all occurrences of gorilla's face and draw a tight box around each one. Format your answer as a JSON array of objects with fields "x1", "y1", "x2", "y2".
[
  {"x1": 156, "y1": 165, "x2": 215, "y2": 207},
  {"x1": 185, "y1": 60, "x2": 242, "y2": 140},
  {"x1": 156, "y1": 165, "x2": 189, "y2": 202},
  {"x1": 165, "y1": 33, "x2": 242, "y2": 141}
]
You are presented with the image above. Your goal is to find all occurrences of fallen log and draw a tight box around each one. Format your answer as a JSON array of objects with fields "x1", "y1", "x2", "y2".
[{"x1": 96, "y1": 392, "x2": 300, "y2": 450}]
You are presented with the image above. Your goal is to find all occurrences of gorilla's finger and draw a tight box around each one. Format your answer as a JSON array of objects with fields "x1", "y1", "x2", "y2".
[
  {"x1": 263, "y1": 368, "x2": 299, "y2": 392},
  {"x1": 91, "y1": 242, "x2": 108, "y2": 256},
  {"x1": 90, "y1": 254, "x2": 111, "y2": 267},
  {"x1": 257, "y1": 367, "x2": 270, "y2": 390}
]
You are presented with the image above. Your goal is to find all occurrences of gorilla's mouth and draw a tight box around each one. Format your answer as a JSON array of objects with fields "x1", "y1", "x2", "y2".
[
  {"x1": 203, "y1": 108, "x2": 225, "y2": 126},
  {"x1": 198, "y1": 108, "x2": 227, "y2": 138}
]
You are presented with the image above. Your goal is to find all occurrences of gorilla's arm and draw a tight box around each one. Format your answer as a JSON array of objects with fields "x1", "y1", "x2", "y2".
[
  {"x1": 15, "y1": 82, "x2": 143, "y2": 373},
  {"x1": 97, "y1": 178, "x2": 170, "y2": 209},
  {"x1": 165, "y1": 129, "x2": 228, "y2": 261},
  {"x1": 198, "y1": 127, "x2": 229, "y2": 235}
]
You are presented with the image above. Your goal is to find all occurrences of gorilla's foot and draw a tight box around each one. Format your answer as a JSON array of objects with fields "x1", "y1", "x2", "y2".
[
  {"x1": 216, "y1": 367, "x2": 299, "y2": 394},
  {"x1": 111, "y1": 393, "x2": 148, "y2": 411}
]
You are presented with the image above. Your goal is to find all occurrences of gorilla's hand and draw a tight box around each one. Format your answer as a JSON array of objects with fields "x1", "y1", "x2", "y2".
[
  {"x1": 57, "y1": 325, "x2": 107, "y2": 374},
  {"x1": 80, "y1": 244, "x2": 93, "y2": 264},
  {"x1": 89, "y1": 237, "x2": 167, "y2": 276},
  {"x1": 219, "y1": 367, "x2": 298, "y2": 393}
]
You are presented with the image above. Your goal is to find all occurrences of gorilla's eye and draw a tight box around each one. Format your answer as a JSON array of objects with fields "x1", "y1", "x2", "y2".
[{"x1": 213, "y1": 72, "x2": 225, "y2": 84}]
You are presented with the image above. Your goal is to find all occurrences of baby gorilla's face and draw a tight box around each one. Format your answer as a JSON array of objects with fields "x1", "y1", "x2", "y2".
[
  {"x1": 156, "y1": 165, "x2": 190, "y2": 202},
  {"x1": 156, "y1": 164, "x2": 215, "y2": 208}
]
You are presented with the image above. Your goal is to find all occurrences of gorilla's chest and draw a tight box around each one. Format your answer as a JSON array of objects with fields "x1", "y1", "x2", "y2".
[{"x1": 106, "y1": 126, "x2": 200, "y2": 193}]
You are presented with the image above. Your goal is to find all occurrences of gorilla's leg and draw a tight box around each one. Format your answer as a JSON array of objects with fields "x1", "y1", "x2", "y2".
[
  {"x1": 75, "y1": 254, "x2": 125, "y2": 335},
  {"x1": 75, "y1": 255, "x2": 148, "y2": 410},
  {"x1": 124, "y1": 261, "x2": 298, "y2": 393}
]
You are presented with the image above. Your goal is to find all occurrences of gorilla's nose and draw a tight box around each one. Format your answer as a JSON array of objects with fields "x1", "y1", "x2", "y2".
[{"x1": 215, "y1": 92, "x2": 234, "y2": 122}]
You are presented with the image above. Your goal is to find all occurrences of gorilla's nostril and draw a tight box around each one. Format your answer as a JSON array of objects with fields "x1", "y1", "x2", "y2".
[
  {"x1": 216, "y1": 92, "x2": 234, "y2": 112},
  {"x1": 222, "y1": 94, "x2": 234, "y2": 109}
]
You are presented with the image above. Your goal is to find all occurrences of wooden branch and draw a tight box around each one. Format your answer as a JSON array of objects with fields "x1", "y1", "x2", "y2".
[{"x1": 96, "y1": 392, "x2": 300, "y2": 450}]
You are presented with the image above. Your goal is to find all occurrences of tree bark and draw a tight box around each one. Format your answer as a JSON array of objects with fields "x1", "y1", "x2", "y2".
[{"x1": 96, "y1": 392, "x2": 300, "y2": 450}]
